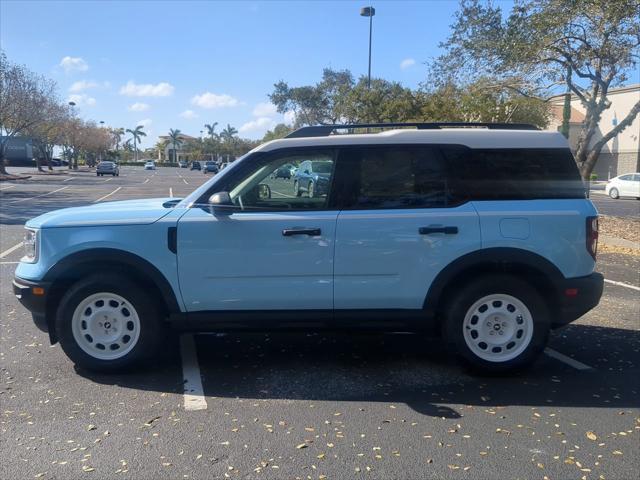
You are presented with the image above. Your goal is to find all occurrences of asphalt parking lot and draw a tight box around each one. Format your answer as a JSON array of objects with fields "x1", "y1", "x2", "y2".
[{"x1": 1, "y1": 166, "x2": 639, "y2": 480}]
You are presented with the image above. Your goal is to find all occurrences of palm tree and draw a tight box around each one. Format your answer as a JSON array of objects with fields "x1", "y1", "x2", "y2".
[
  {"x1": 126, "y1": 125, "x2": 146, "y2": 162},
  {"x1": 112, "y1": 127, "x2": 125, "y2": 151},
  {"x1": 220, "y1": 124, "x2": 238, "y2": 143},
  {"x1": 204, "y1": 122, "x2": 218, "y2": 140},
  {"x1": 168, "y1": 128, "x2": 183, "y2": 163}
]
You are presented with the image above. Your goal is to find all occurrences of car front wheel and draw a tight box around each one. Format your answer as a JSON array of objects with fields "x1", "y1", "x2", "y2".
[
  {"x1": 609, "y1": 187, "x2": 619, "y2": 199},
  {"x1": 294, "y1": 180, "x2": 301, "y2": 197},
  {"x1": 55, "y1": 274, "x2": 165, "y2": 372},
  {"x1": 443, "y1": 274, "x2": 549, "y2": 374}
]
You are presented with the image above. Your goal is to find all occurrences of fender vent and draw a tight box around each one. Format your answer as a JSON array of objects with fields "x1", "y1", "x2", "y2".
[{"x1": 168, "y1": 227, "x2": 177, "y2": 254}]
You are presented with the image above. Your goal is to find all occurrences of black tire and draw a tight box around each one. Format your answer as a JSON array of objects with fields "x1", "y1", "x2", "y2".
[
  {"x1": 442, "y1": 274, "x2": 550, "y2": 374},
  {"x1": 308, "y1": 181, "x2": 315, "y2": 198},
  {"x1": 609, "y1": 188, "x2": 619, "y2": 199},
  {"x1": 55, "y1": 274, "x2": 166, "y2": 372},
  {"x1": 294, "y1": 180, "x2": 302, "y2": 197}
]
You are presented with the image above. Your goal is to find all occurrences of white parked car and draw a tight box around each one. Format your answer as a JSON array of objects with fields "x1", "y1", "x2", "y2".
[
  {"x1": 144, "y1": 161, "x2": 156, "y2": 171},
  {"x1": 605, "y1": 173, "x2": 640, "y2": 199}
]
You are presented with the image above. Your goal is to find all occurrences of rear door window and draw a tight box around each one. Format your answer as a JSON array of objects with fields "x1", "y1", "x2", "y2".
[{"x1": 336, "y1": 146, "x2": 452, "y2": 209}]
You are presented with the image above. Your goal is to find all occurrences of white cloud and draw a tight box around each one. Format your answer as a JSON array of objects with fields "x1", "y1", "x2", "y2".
[
  {"x1": 252, "y1": 102, "x2": 277, "y2": 117},
  {"x1": 137, "y1": 118, "x2": 152, "y2": 129},
  {"x1": 69, "y1": 80, "x2": 98, "y2": 92},
  {"x1": 239, "y1": 117, "x2": 276, "y2": 135},
  {"x1": 284, "y1": 110, "x2": 296, "y2": 125},
  {"x1": 60, "y1": 56, "x2": 89, "y2": 73},
  {"x1": 119, "y1": 81, "x2": 174, "y2": 97},
  {"x1": 179, "y1": 109, "x2": 198, "y2": 119},
  {"x1": 67, "y1": 93, "x2": 96, "y2": 107},
  {"x1": 400, "y1": 58, "x2": 416, "y2": 70},
  {"x1": 128, "y1": 102, "x2": 150, "y2": 112},
  {"x1": 191, "y1": 92, "x2": 240, "y2": 109}
]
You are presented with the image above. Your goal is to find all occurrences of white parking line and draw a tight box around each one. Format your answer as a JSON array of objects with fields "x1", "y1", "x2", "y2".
[
  {"x1": 93, "y1": 187, "x2": 122, "y2": 203},
  {"x1": 0, "y1": 184, "x2": 16, "y2": 190},
  {"x1": 0, "y1": 242, "x2": 23, "y2": 259},
  {"x1": 545, "y1": 348, "x2": 593, "y2": 370},
  {"x1": 63, "y1": 177, "x2": 75, "y2": 182},
  {"x1": 8, "y1": 185, "x2": 69, "y2": 204},
  {"x1": 180, "y1": 334, "x2": 207, "y2": 411},
  {"x1": 169, "y1": 187, "x2": 174, "y2": 198},
  {"x1": 604, "y1": 279, "x2": 640, "y2": 292},
  {"x1": 182, "y1": 178, "x2": 189, "y2": 185},
  {"x1": 143, "y1": 178, "x2": 150, "y2": 184},
  {"x1": 0, "y1": 261, "x2": 19, "y2": 265}
]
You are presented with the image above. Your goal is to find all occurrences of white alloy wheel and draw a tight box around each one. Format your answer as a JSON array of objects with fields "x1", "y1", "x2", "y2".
[
  {"x1": 71, "y1": 292, "x2": 141, "y2": 360},
  {"x1": 462, "y1": 293, "x2": 534, "y2": 363}
]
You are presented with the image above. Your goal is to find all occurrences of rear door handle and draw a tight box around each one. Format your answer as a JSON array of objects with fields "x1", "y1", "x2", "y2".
[
  {"x1": 419, "y1": 226, "x2": 458, "y2": 235},
  {"x1": 282, "y1": 228, "x2": 321, "y2": 237}
]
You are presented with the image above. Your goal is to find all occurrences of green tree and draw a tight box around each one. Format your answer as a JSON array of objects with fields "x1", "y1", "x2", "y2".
[
  {"x1": 220, "y1": 124, "x2": 238, "y2": 142},
  {"x1": 168, "y1": 128, "x2": 183, "y2": 162},
  {"x1": 0, "y1": 51, "x2": 57, "y2": 174},
  {"x1": 262, "y1": 123, "x2": 294, "y2": 142},
  {"x1": 204, "y1": 122, "x2": 218, "y2": 140},
  {"x1": 342, "y1": 77, "x2": 420, "y2": 123},
  {"x1": 111, "y1": 127, "x2": 125, "y2": 154},
  {"x1": 270, "y1": 68, "x2": 354, "y2": 125},
  {"x1": 126, "y1": 125, "x2": 146, "y2": 162},
  {"x1": 433, "y1": 0, "x2": 640, "y2": 179}
]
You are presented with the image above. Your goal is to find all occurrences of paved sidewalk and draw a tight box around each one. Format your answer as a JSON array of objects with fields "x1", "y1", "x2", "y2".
[{"x1": 601, "y1": 235, "x2": 640, "y2": 250}]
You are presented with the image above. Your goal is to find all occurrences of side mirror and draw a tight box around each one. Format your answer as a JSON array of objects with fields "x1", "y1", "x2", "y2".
[
  {"x1": 258, "y1": 183, "x2": 271, "y2": 200},
  {"x1": 208, "y1": 191, "x2": 234, "y2": 216}
]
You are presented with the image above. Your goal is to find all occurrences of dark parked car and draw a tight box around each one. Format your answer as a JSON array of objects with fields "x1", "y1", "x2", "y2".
[
  {"x1": 272, "y1": 164, "x2": 292, "y2": 180},
  {"x1": 293, "y1": 160, "x2": 332, "y2": 197},
  {"x1": 96, "y1": 161, "x2": 119, "y2": 176},
  {"x1": 191, "y1": 161, "x2": 201, "y2": 171},
  {"x1": 203, "y1": 161, "x2": 219, "y2": 174}
]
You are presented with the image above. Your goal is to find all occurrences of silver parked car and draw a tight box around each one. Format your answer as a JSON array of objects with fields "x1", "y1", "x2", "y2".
[{"x1": 96, "y1": 161, "x2": 119, "y2": 177}]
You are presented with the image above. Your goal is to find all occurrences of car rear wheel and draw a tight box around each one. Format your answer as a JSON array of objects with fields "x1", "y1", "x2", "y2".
[
  {"x1": 308, "y1": 181, "x2": 315, "y2": 198},
  {"x1": 609, "y1": 187, "x2": 619, "y2": 199},
  {"x1": 56, "y1": 274, "x2": 165, "y2": 372},
  {"x1": 442, "y1": 274, "x2": 549, "y2": 374},
  {"x1": 294, "y1": 180, "x2": 301, "y2": 197}
]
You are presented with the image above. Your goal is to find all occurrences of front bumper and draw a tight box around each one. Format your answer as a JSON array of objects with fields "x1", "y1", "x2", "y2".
[
  {"x1": 554, "y1": 272, "x2": 604, "y2": 327},
  {"x1": 13, "y1": 276, "x2": 50, "y2": 333}
]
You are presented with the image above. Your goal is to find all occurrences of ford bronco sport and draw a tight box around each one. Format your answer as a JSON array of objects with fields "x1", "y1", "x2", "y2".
[{"x1": 14, "y1": 122, "x2": 604, "y2": 373}]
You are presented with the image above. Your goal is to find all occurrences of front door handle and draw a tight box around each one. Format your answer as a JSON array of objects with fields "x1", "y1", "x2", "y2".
[
  {"x1": 419, "y1": 226, "x2": 458, "y2": 235},
  {"x1": 282, "y1": 228, "x2": 321, "y2": 237}
]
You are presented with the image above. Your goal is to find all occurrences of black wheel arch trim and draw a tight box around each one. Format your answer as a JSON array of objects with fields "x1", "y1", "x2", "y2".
[
  {"x1": 423, "y1": 247, "x2": 566, "y2": 315},
  {"x1": 43, "y1": 248, "x2": 181, "y2": 315}
]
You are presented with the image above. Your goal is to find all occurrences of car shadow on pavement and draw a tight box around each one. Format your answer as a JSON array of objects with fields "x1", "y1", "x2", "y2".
[{"x1": 80, "y1": 324, "x2": 640, "y2": 418}]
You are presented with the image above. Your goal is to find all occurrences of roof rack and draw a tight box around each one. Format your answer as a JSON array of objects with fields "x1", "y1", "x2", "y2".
[{"x1": 285, "y1": 122, "x2": 539, "y2": 138}]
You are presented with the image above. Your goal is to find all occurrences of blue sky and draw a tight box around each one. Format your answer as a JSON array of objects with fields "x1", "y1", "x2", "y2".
[
  {"x1": 8, "y1": 0, "x2": 638, "y2": 150},
  {"x1": 1, "y1": 0, "x2": 467, "y2": 147}
]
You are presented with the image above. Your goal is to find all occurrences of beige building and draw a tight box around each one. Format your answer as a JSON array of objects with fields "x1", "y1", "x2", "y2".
[
  {"x1": 548, "y1": 84, "x2": 639, "y2": 179},
  {"x1": 157, "y1": 133, "x2": 198, "y2": 162}
]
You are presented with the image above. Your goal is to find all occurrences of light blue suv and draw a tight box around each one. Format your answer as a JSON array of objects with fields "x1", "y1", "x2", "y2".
[{"x1": 13, "y1": 123, "x2": 604, "y2": 373}]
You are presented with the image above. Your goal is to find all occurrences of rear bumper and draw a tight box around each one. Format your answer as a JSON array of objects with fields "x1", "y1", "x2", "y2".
[
  {"x1": 553, "y1": 272, "x2": 604, "y2": 328},
  {"x1": 13, "y1": 277, "x2": 50, "y2": 333}
]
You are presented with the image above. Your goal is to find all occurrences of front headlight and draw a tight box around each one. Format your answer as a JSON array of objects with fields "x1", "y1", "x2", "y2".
[{"x1": 23, "y1": 228, "x2": 38, "y2": 263}]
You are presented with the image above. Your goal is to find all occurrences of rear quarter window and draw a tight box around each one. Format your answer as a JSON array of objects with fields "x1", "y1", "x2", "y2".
[{"x1": 442, "y1": 146, "x2": 585, "y2": 200}]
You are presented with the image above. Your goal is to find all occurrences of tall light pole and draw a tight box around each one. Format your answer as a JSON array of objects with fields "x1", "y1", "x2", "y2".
[
  {"x1": 68, "y1": 102, "x2": 76, "y2": 169},
  {"x1": 360, "y1": 6, "x2": 375, "y2": 89}
]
